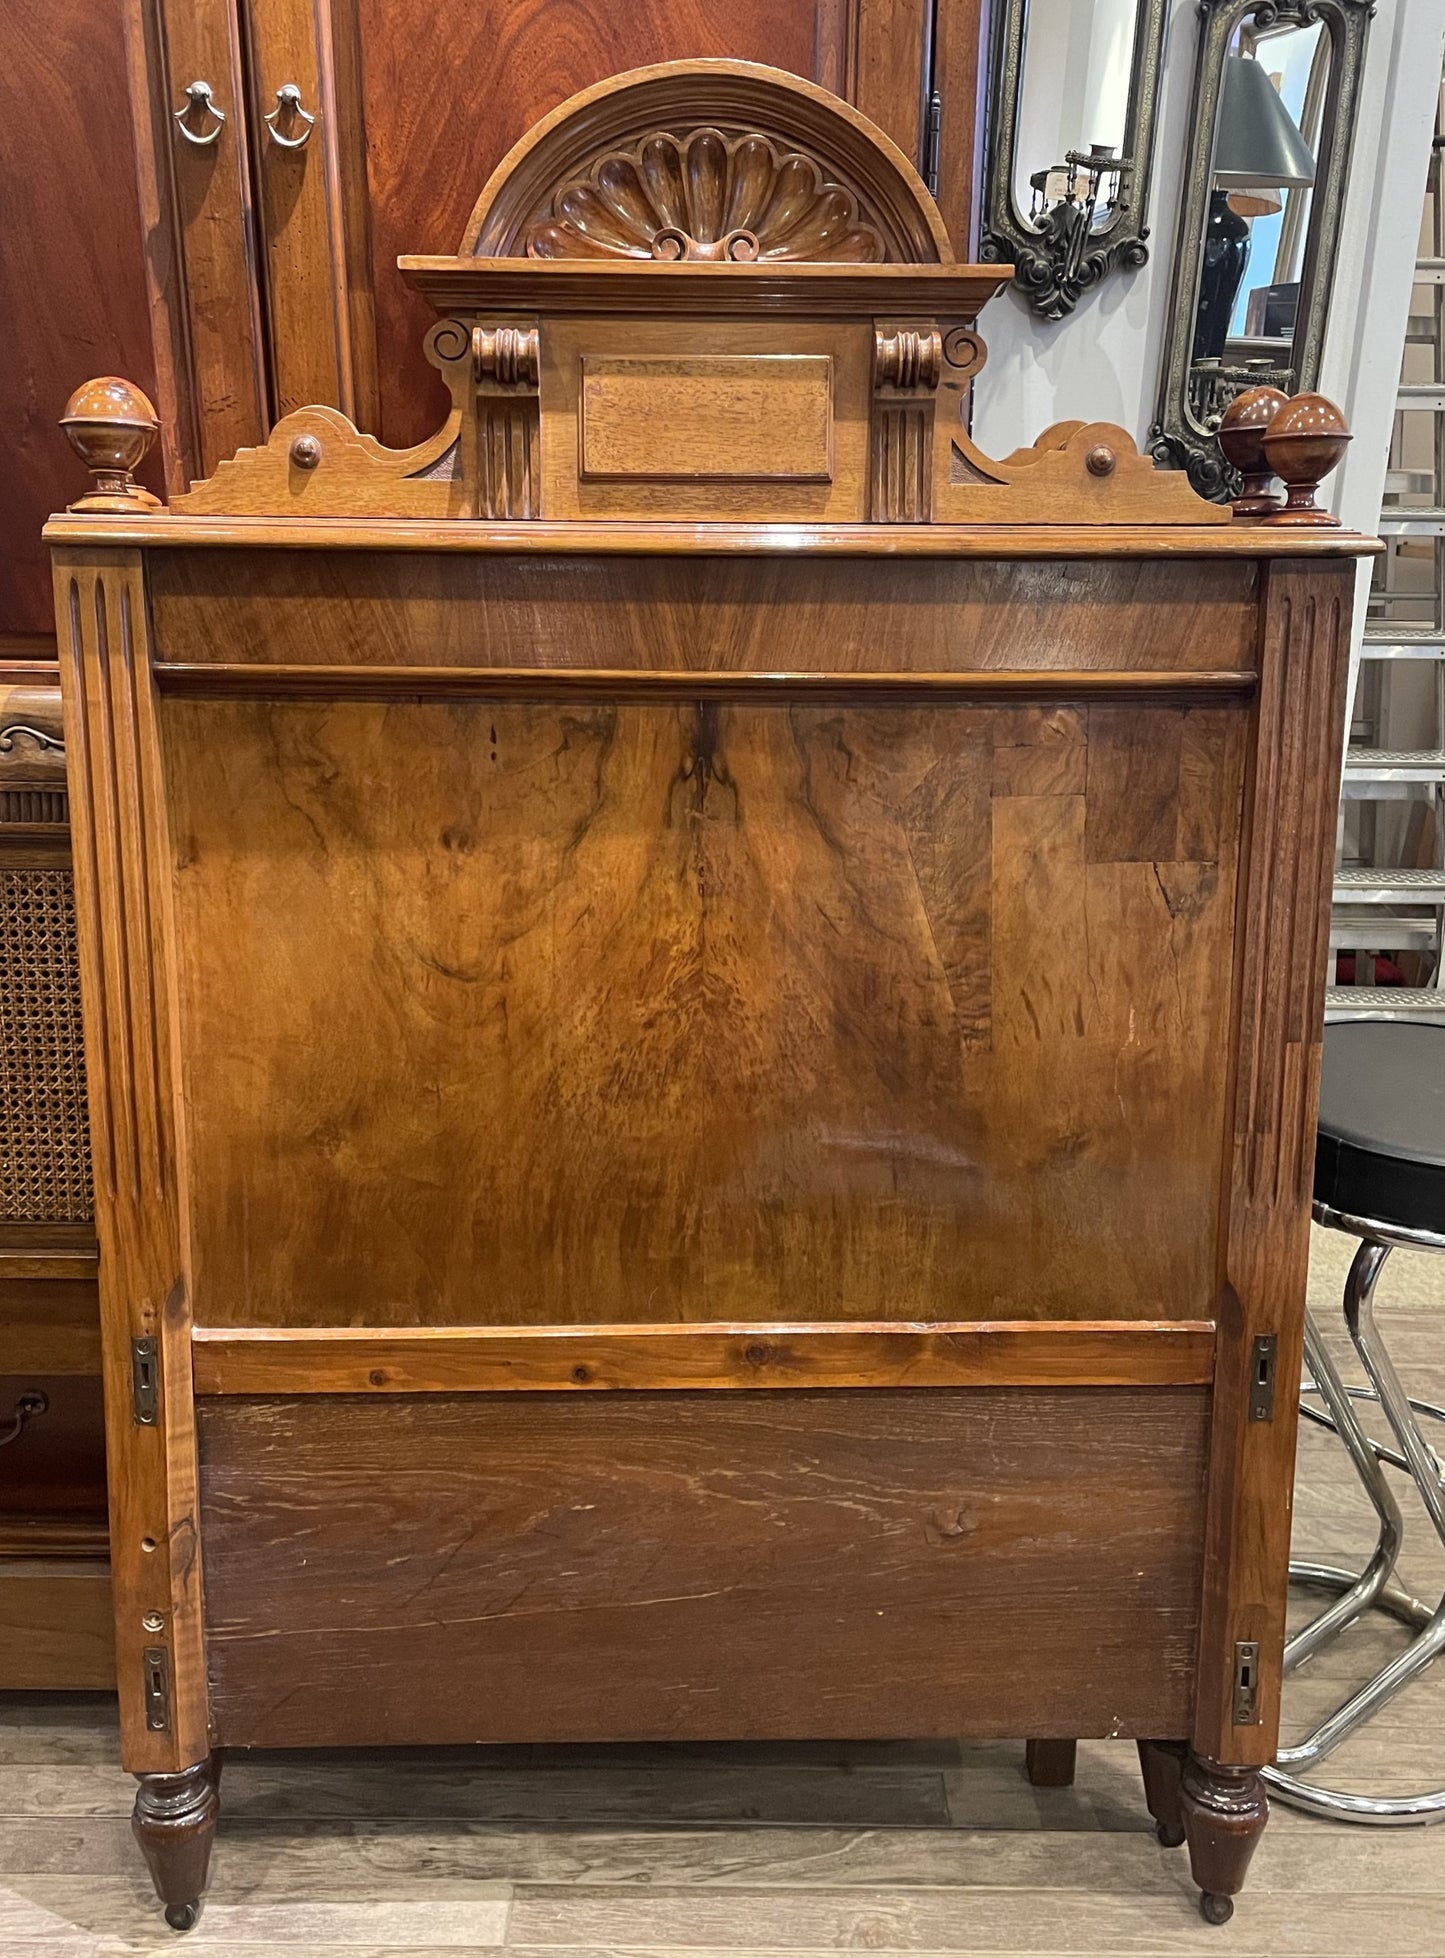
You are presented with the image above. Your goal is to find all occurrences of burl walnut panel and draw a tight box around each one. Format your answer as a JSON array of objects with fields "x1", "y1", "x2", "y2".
[
  {"x1": 163, "y1": 685, "x2": 1244, "y2": 1329},
  {"x1": 199, "y1": 1385, "x2": 1209, "y2": 1747}
]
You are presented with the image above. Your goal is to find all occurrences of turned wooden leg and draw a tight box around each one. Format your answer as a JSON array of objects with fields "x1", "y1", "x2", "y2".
[
  {"x1": 132, "y1": 1755, "x2": 221, "y2": 1931},
  {"x1": 1136, "y1": 1737, "x2": 1188, "y2": 1847},
  {"x1": 1025, "y1": 1739, "x2": 1077, "y2": 1787},
  {"x1": 1179, "y1": 1753, "x2": 1268, "y2": 1925}
]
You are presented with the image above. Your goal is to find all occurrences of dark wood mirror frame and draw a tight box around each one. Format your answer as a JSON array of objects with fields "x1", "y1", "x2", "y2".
[
  {"x1": 979, "y1": 0, "x2": 1169, "y2": 318},
  {"x1": 1149, "y1": 0, "x2": 1373, "y2": 501}
]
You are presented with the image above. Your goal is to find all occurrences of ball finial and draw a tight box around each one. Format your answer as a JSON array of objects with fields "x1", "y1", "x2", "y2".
[
  {"x1": 1261, "y1": 393, "x2": 1351, "y2": 526},
  {"x1": 1218, "y1": 387, "x2": 1289, "y2": 519},
  {"x1": 59, "y1": 378, "x2": 163, "y2": 514}
]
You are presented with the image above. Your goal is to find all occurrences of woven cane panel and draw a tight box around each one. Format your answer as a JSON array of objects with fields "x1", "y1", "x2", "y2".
[{"x1": 0, "y1": 868, "x2": 93, "y2": 1222}]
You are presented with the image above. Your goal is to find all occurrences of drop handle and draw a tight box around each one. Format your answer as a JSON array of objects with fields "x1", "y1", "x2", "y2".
[
  {"x1": 265, "y1": 83, "x2": 317, "y2": 149},
  {"x1": 173, "y1": 80, "x2": 226, "y2": 146},
  {"x1": 0, "y1": 1390, "x2": 49, "y2": 1449}
]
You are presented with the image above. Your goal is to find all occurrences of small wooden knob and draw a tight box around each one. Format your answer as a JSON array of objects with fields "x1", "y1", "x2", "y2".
[
  {"x1": 1218, "y1": 386, "x2": 1289, "y2": 519},
  {"x1": 1261, "y1": 392, "x2": 1351, "y2": 526},
  {"x1": 60, "y1": 377, "x2": 162, "y2": 514},
  {"x1": 1085, "y1": 445, "x2": 1116, "y2": 478}
]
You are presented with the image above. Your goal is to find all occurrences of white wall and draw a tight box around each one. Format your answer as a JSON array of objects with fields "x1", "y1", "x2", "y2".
[{"x1": 972, "y1": 0, "x2": 1445, "y2": 549}]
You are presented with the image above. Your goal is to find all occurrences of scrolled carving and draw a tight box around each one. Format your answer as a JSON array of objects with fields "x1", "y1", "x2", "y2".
[
  {"x1": 527, "y1": 127, "x2": 886, "y2": 264},
  {"x1": 942, "y1": 327, "x2": 987, "y2": 382},
  {"x1": 0, "y1": 724, "x2": 65, "y2": 759},
  {"x1": 874, "y1": 329, "x2": 942, "y2": 392}
]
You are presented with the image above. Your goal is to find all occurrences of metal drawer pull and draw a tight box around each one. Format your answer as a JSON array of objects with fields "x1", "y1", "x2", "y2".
[
  {"x1": 265, "y1": 83, "x2": 316, "y2": 149},
  {"x1": 0, "y1": 1390, "x2": 49, "y2": 1449},
  {"x1": 173, "y1": 80, "x2": 225, "y2": 147}
]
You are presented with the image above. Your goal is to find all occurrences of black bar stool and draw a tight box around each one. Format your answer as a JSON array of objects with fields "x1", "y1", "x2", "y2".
[{"x1": 1264, "y1": 1016, "x2": 1445, "y2": 1823}]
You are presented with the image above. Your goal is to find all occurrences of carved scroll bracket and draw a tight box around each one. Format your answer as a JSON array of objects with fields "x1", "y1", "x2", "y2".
[
  {"x1": 869, "y1": 322, "x2": 944, "y2": 524},
  {"x1": 458, "y1": 318, "x2": 543, "y2": 520}
]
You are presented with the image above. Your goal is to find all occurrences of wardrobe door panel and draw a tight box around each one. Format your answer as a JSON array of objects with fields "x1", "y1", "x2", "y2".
[{"x1": 140, "y1": 0, "x2": 270, "y2": 481}]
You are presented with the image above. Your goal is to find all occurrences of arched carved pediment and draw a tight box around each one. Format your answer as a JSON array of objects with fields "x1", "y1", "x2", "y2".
[
  {"x1": 529, "y1": 128, "x2": 886, "y2": 265},
  {"x1": 462, "y1": 59, "x2": 951, "y2": 265}
]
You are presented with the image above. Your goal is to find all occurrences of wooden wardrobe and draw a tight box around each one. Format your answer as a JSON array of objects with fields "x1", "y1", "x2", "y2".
[
  {"x1": 47, "y1": 60, "x2": 1374, "y2": 1931},
  {"x1": 0, "y1": 0, "x2": 982, "y2": 1684}
]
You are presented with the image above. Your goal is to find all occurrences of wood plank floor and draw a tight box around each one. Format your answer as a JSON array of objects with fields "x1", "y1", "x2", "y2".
[{"x1": 3, "y1": 1227, "x2": 1442, "y2": 1955}]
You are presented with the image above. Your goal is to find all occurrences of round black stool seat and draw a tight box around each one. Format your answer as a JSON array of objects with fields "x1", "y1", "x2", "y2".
[{"x1": 1314, "y1": 1020, "x2": 1445, "y2": 1235}]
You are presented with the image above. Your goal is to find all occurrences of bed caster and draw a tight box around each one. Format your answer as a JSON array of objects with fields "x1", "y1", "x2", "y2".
[
  {"x1": 164, "y1": 1901, "x2": 201, "y2": 1932},
  {"x1": 1200, "y1": 1891, "x2": 1234, "y2": 1925}
]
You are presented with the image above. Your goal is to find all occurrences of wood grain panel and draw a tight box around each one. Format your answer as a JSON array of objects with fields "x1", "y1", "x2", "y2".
[
  {"x1": 190, "y1": 1319, "x2": 1216, "y2": 1394},
  {"x1": 199, "y1": 1386, "x2": 1209, "y2": 1747},
  {"x1": 580, "y1": 356, "x2": 834, "y2": 483},
  {"x1": 145, "y1": 554, "x2": 1261, "y2": 675},
  {"x1": 153, "y1": 665, "x2": 1255, "y2": 703},
  {"x1": 0, "y1": 1276, "x2": 101, "y2": 1373},
  {"x1": 0, "y1": 1558, "x2": 113, "y2": 1688},
  {"x1": 0, "y1": 3, "x2": 162, "y2": 639},
  {"x1": 162, "y1": 693, "x2": 1243, "y2": 1330}
]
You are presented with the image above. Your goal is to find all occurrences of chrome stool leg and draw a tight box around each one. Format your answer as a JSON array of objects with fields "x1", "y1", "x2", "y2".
[{"x1": 1265, "y1": 1220, "x2": 1445, "y2": 1823}]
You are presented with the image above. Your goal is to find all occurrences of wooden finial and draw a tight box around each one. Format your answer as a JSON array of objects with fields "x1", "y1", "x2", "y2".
[
  {"x1": 1260, "y1": 393, "x2": 1351, "y2": 526},
  {"x1": 1218, "y1": 386, "x2": 1289, "y2": 519},
  {"x1": 59, "y1": 377, "x2": 163, "y2": 513}
]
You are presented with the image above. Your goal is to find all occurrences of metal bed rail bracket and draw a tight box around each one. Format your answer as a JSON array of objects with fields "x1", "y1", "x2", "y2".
[{"x1": 1249, "y1": 1334, "x2": 1278, "y2": 1421}]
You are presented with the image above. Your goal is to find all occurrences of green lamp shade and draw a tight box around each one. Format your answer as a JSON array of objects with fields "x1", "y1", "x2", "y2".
[{"x1": 1214, "y1": 54, "x2": 1316, "y2": 191}]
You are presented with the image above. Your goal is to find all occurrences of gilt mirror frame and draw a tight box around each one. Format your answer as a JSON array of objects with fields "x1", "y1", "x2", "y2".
[
  {"x1": 1149, "y1": 0, "x2": 1373, "y2": 500},
  {"x1": 980, "y1": 0, "x2": 1170, "y2": 319}
]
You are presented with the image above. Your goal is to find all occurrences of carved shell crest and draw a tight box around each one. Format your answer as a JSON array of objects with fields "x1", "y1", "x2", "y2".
[{"x1": 527, "y1": 128, "x2": 887, "y2": 263}]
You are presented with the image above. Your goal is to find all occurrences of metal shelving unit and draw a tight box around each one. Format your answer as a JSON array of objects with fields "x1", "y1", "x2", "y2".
[{"x1": 1327, "y1": 90, "x2": 1445, "y2": 1016}]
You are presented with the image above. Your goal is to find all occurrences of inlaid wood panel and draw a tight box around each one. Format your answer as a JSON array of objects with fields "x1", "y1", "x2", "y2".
[
  {"x1": 199, "y1": 1385, "x2": 1210, "y2": 1747},
  {"x1": 145, "y1": 553, "x2": 1261, "y2": 675},
  {"x1": 163, "y1": 688, "x2": 1245, "y2": 1329}
]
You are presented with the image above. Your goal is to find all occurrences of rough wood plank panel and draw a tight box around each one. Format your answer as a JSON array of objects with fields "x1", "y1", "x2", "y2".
[
  {"x1": 163, "y1": 698, "x2": 1241, "y2": 1329},
  {"x1": 199, "y1": 1387, "x2": 1207, "y2": 1749}
]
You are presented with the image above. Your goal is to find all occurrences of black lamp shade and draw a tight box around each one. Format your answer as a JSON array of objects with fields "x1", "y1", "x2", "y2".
[{"x1": 1214, "y1": 55, "x2": 1316, "y2": 191}]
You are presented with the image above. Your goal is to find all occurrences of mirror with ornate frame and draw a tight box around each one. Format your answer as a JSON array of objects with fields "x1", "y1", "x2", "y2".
[
  {"x1": 1150, "y1": 0, "x2": 1371, "y2": 499},
  {"x1": 981, "y1": 0, "x2": 1168, "y2": 319}
]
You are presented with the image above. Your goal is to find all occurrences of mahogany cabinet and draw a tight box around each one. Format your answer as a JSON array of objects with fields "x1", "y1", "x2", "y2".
[{"x1": 47, "y1": 62, "x2": 1374, "y2": 1932}]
